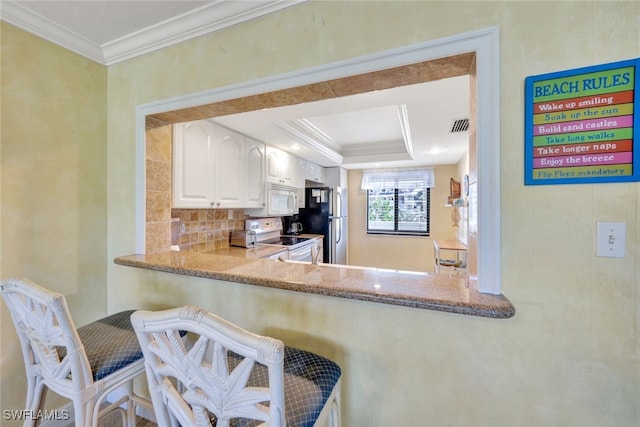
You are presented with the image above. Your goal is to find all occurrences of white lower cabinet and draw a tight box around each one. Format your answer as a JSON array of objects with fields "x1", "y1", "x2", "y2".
[{"x1": 173, "y1": 120, "x2": 265, "y2": 209}]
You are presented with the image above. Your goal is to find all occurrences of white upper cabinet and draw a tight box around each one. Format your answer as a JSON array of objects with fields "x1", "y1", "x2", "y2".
[
  {"x1": 305, "y1": 160, "x2": 326, "y2": 184},
  {"x1": 265, "y1": 146, "x2": 295, "y2": 186},
  {"x1": 173, "y1": 121, "x2": 265, "y2": 209},
  {"x1": 173, "y1": 120, "x2": 217, "y2": 208},
  {"x1": 294, "y1": 157, "x2": 306, "y2": 188},
  {"x1": 295, "y1": 157, "x2": 306, "y2": 208},
  {"x1": 214, "y1": 127, "x2": 246, "y2": 209},
  {"x1": 245, "y1": 138, "x2": 266, "y2": 208}
]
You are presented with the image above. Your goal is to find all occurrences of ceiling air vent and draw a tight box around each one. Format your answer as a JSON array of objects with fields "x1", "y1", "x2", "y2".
[{"x1": 450, "y1": 118, "x2": 469, "y2": 133}]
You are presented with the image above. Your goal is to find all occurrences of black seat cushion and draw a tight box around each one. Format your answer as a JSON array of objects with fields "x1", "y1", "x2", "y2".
[
  {"x1": 281, "y1": 346, "x2": 342, "y2": 426},
  {"x1": 58, "y1": 310, "x2": 143, "y2": 381},
  {"x1": 226, "y1": 346, "x2": 342, "y2": 427}
]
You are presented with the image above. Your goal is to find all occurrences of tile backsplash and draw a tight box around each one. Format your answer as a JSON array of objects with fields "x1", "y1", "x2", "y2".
[{"x1": 170, "y1": 209, "x2": 246, "y2": 252}]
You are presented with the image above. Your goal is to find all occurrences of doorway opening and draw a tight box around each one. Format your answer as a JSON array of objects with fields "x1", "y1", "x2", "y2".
[{"x1": 135, "y1": 26, "x2": 500, "y2": 294}]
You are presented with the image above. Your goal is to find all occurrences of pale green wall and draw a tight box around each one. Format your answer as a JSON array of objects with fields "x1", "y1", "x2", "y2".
[
  {"x1": 1, "y1": 1, "x2": 639, "y2": 426},
  {"x1": 0, "y1": 22, "x2": 108, "y2": 418},
  {"x1": 106, "y1": 2, "x2": 639, "y2": 425}
]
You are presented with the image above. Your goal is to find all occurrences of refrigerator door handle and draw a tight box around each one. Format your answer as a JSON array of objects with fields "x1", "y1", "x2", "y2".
[{"x1": 329, "y1": 218, "x2": 336, "y2": 263}]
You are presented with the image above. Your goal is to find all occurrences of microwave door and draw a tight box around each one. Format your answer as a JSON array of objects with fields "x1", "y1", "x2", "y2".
[{"x1": 268, "y1": 187, "x2": 297, "y2": 216}]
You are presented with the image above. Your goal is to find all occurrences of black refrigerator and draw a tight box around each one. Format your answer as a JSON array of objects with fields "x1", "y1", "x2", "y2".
[{"x1": 298, "y1": 187, "x2": 347, "y2": 264}]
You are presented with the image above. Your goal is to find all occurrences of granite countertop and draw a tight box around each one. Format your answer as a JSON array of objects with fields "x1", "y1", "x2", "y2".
[
  {"x1": 114, "y1": 251, "x2": 515, "y2": 319},
  {"x1": 202, "y1": 245, "x2": 288, "y2": 259}
]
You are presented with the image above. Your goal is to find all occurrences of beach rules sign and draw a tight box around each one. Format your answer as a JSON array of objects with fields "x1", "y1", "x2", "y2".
[{"x1": 525, "y1": 58, "x2": 640, "y2": 185}]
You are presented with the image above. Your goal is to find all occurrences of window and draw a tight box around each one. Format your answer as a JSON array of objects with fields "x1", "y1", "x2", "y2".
[{"x1": 362, "y1": 169, "x2": 433, "y2": 236}]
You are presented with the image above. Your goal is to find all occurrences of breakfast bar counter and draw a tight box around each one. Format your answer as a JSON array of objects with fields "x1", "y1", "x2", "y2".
[
  {"x1": 202, "y1": 245, "x2": 288, "y2": 259},
  {"x1": 114, "y1": 251, "x2": 515, "y2": 319}
]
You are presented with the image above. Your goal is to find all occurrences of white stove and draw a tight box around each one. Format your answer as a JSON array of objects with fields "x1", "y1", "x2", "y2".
[{"x1": 246, "y1": 218, "x2": 319, "y2": 262}]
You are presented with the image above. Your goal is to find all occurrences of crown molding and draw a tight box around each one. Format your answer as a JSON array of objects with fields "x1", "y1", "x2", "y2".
[
  {"x1": 272, "y1": 120, "x2": 345, "y2": 164},
  {"x1": 1, "y1": 0, "x2": 305, "y2": 66},
  {"x1": 1, "y1": 1, "x2": 104, "y2": 63},
  {"x1": 101, "y1": 1, "x2": 305, "y2": 66}
]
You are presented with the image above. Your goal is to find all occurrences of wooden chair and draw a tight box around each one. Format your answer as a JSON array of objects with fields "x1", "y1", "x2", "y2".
[
  {"x1": 0, "y1": 277, "x2": 150, "y2": 427},
  {"x1": 131, "y1": 305, "x2": 342, "y2": 427}
]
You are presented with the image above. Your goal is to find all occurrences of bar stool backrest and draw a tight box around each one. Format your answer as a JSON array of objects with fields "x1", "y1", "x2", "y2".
[
  {"x1": 131, "y1": 305, "x2": 286, "y2": 427},
  {"x1": 1, "y1": 277, "x2": 94, "y2": 396},
  {"x1": 2, "y1": 277, "x2": 151, "y2": 427}
]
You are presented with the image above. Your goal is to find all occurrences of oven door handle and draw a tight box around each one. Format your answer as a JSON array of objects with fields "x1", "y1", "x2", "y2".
[{"x1": 288, "y1": 244, "x2": 314, "y2": 262}]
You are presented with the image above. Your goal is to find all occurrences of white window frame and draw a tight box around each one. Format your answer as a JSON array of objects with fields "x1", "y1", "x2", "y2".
[
  {"x1": 363, "y1": 169, "x2": 434, "y2": 236},
  {"x1": 366, "y1": 187, "x2": 431, "y2": 236},
  {"x1": 135, "y1": 26, "x2": 501, "y2": 294}
]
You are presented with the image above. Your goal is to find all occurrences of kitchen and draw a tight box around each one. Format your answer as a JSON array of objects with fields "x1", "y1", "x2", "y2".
[
  {"x1": 128, "y1": 77, "x2": 507, "y2": 318},
  {"x1": 147, "y1": 121, "x2": 462, "y2": 271},
  {"x1": 128, "y1": 52, "x2": 510, "y2": 318},
  {"x1": 145, "y1": 73, "x2": 471, "y2": 275}
]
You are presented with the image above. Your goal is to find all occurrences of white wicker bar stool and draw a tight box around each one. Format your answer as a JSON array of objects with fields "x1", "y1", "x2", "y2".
[
  {"x1": 0, "y1": 277, "x2": 151, "y2": 427},
  {"x1": 131, "y1": 305, "x2": 342, "y2": 427}
]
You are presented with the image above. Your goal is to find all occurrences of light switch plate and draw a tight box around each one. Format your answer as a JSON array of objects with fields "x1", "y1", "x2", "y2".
[{"x1": 596, "y1": 222, "x2": 626, "y2": 258}]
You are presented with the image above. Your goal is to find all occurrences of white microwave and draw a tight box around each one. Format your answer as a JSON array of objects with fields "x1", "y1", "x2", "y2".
[{"x1": 245, "y1": 183, "x2": 298, "y2": 217}]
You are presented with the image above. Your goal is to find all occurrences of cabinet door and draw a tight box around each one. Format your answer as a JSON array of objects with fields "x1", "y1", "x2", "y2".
[
  {"x1": 173, "y1": 120, "x2": 216, "y2": 208},
  {"x1": 279, "y1": 151, "x2": 295, "y2": 185},
  {"x1": 245, "y1": 139, "x2": 265, "y2": 208},
  {"x1": 214, "y1": 127, "x2": 246, "y2": 208},
  {"x1": 294, "y1": 157, "x2": 305, "y2": 188},
  {"x1": 295, "y1": 157, "x2": 306, "y2": 208},
  {"x1": 305, "y1": 161, "x2": 325, "y2": 184},
  {"x1": 265, "y1": 146, "x2": 294, "y2": 185},
  {"x1": 265, "y1": 146, "x2": 282, "y2": 184}
]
